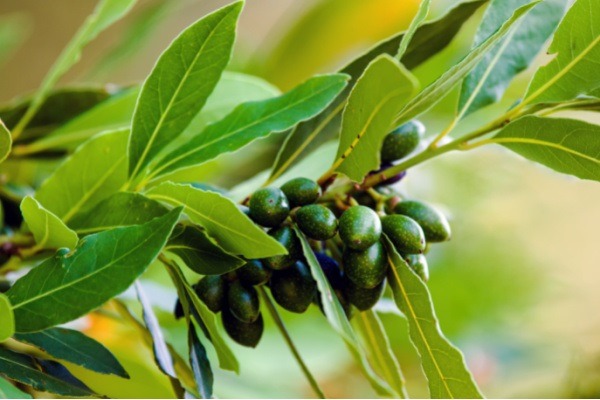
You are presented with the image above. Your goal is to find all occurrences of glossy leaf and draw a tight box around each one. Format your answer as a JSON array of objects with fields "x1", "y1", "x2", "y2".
[
  {"x1": 166, "y1": 224, "x2": 245, "y2": 275},
  {"x1": 0, "y1": 377, "x2": 31, "y2": 399},
  {"x1": 353, "y1": 310, "x2": 407, "y2": 398},
  {"x1": 11, "y1": 0, "x2": 136, "y2": 136},
  {"x1": 334, "y1": 55, "x2": 418, "y2": 181},
  {"x1": 147, "y1": 182, "x2": 286, "y2": 258},
  {"x1": 35, "y1": 129, "x2": 128, "y2": 224},
  {"x1": 524, "y1": 0, "x2": 600, "y2": 105},
  {"x1": 384, "y1": 237, "x2": 483, "y2": 398},
  {"x1": 188, "y1": 324, "x2": 213, "y2": 399},
  {"x1": 493, "y1": 116, "x2": 600, "y2": 181},
  {"x1": 267, "y1": 0, "x2": 487, "y2": 184},
  {"x1": 0, "y1": 294, "x2": 14, "y2": 342},
  {"x1": 395, "y1": 1, "x2": 539, "y2": 126},
  {"x1": 149, "y1": 74, "x2": 349, "y2": 180},
  {"x1": 6, "y1": 208, "x2": 181, "y2": 332},
  {"x1": 14, "y1": 328, "x2": 128, "y2": 377},
  {"x1": 20, "y1": 196, "x2": 78, "y2": 250},
  {"x1": 396, "y1": 0, "x2": 431, "y2": 60},
  {"x1": 459, "y1": 0, "x2": 567, "y2": 117},
  {"x1": 69, "y1": 192, "x2": 168, "y2": 235},
  {"x1": 128, "y1": 2, "x2": 242, "y2": 179},
  {"x1": 0, "y1": 348, "x2": 95, "y2": 397},
  {"x1": 165, "y1": 259, "x2": 239, "y2": 373},
  {"x1": 295, "y1": 228, "x2": 394, "y2": 397},
  {"x1": 0, "y1": 120, "x2": 10, "y2": 163}
]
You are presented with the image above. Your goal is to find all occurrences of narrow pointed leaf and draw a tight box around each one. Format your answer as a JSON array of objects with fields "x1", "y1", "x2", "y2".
[
  {"x1": 166, "y1": 225, "x2": 245, "y2": 275},
  {"x1": 188, "y1": 325, "x2": 213, "y2": 399},
  {"x1": 459, "y1": 0, "x2": 567, "y2": 117},
  {"x1": 0, "y1": 348, "x2": 95, "y2": 397},
  {"x1": 334, "y1": 55, "x2": 418, "y2": 182},
  {"x1": 0, "y1": 120, "x2": 10, "y2": 163},
  {"x1": 150, "y1": 74, "x2": 349, "y2": 179},
  {"x1": 493, "y1": 116, "x2": 600, "y2": 181},
  {"x1": 396, "y1": 0, "x2": 431, "y2": 60},
  {"x1": 20, "y1": 196, "x2": 78, "y2": 250},
  {"x1": 14, "y1": 328, "x2": 128, "y2": 377},
  {"x1": 384, "y1": 237, "x2": 483, "y2": 398},
  {"x1": 6, "y1": 208, "x2": 181, "y2": 332},
  {"x1": 267, "y1": 0, "x2": 488, "y2": 184},
  {"x1": 35, "y1": 129, "x2": 128, "y2": 223},
  {"x1": 0, "y1": 294, "x2": 14, "y2": 342},
  {"x1": 524, "y1": 0, "x2": 600, "y2": 105},
  {"x1": 295, "y1": 228, "x2": 394, "y2": 397},
  {"x1": 0, "y1": 377, "x2": 31, "y2": 399},
  {"x1": 147, "y1": 182, "x2": 286, "y2": 259},
  {"x1": 128, "y1": 2, "x2": 242, "y2": 179}
]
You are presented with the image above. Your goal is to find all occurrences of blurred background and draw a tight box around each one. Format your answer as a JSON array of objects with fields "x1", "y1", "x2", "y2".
[{"x1": 1, "y1": 0, "x2": 599, "y2": 398}]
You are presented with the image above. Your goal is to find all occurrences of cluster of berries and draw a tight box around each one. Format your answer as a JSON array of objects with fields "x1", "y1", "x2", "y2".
[{"x1": 175, "y1": 121, "x2": 451, "y2": 348}]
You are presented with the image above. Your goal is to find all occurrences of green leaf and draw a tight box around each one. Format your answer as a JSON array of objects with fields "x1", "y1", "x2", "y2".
[
  {"x1": 0, "y1": 294, "x2": 14, "y2": 342},
  {"x1": 166, "y1": 224, "x2": 245, "y2": 275},
  {"x1": 128, "y1": 2, "x2": 242, "y2": 180},
  {"x1": 459, "y1": 0, "x2": 567, "y2": 117},
  {"x1": 69, "y1": 192, "x2": 168, "y2": 235},
  {"x1": 148, "y1": 73, "x2": 349, "y2": 180},
  {"x1": 384, "y1": 237, "x2": 483, "y2": 399},
  {"x1": 6, "y1": 208, "x2": 181, "y2": 332},
  {"x1": 523, "y1": 0, "x2": 600, "y2": 105},
  {"x1": 396, "y1": 0, "x2": 431, "y2": 60},
  {"x1": 266, "y1": 0, "x2": 488, "y2": 184},
  {"x1": 147, "y1": 182, "x2": 286, "y2": 259},
  {"x1": 0, "y1": 120, "x2": 10, "y2": 164},
  {"x1": 188, "y1": 324, "x2": 213, "y2": 399},
  {"x1": 353, "y1": 310, "x2": 407, "y2": 398},
  {"x1": 295, "y1": 228, "x2": 394, "y2": 397},
  {"x1": 20, "y1": 196, "x2": 78, "y2": 250},
  {"x1": 333, "y1": 55, "x2": 418, "y2": 182},
  {"x1": 14, "y1": 328, "x2": 128, "y2": 377},
  {"x1": 0, "y1": 348, "x2": 95, "y2": 397},
  {"x1": 11, "y1": 0, "x2": 136, "y2": 137},
  {"x1": 165, "y1": 259, "x2": 239, "y2": 373},
  {"x1": 35, "y1": 129, "x2": 128, "y2": 224},
  {"x1": 395, "y1": 1, "x2": 539, "y2": 126},
  {"x1": 0, "y1": 376, "x2": 32, "y2": 399},
  {"x1": 492, "y1": 116, "x2": 600, "y2": 181}
]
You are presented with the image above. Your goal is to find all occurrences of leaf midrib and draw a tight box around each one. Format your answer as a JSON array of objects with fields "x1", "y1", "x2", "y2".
[{"x1": 494, "y1": 137, "x2": 600, "y2": 164}]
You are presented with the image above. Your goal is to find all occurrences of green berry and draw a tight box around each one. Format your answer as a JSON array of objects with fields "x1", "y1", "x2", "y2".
[
  {"x1": 344, "y1": 277, "x2": 385, "y2": 311},
  {"x1": 227, "y1": 281, "x2": 260, "y2": 323},
  {"x1": 381, "y1": 120, "x2": 425, "y2": 163},
  {"x1": 381, "y1": 214, "x2": 426, "y2": 255},
  {"x1": 280, "y1": 177, "x2": 321, "y2": 208},
  {"x1": 263, "y1": 225, "x2": 301, "y2": 270},
  {"x1": 394, "y1": 200, "x2": 451, "y2": 242},
  {"x1": 194, "y1": 276, "x2": 227, "y2": 313},
  {"x1": 249, "y1": 187, "x2": 290, "y2": 227},
  {"x1": 222, "y1": 309, "x2": 264, "y2": 348},
  {"x1": 295, "y1": 204, "x2": 338, "y2": 240},
  {"x1": 406, "y1": 254, "x2": 429, "y2": 282},
  {"x1": 270, "y1": 261, "x2": 317, "y2": 313},
  {"x1": 237, "y1": 259, "x2": 271, "y2": 286},
  {"x1": 339, "y1": 206, "x2": 381, "y2": 251},
  {"x1": 343, "y1": 241, "x2": 387, "y2": 289}
]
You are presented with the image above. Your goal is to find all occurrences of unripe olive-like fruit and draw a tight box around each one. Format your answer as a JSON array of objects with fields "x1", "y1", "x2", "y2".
[
  {"x1": 339, "y1": 206, "x2": 382, "y2": 251},
  {"x1": 227, "y1": 281, "x2": 260, "y2": 323},
  {"x1": 406, "y1": 254, "x2": 429, "y2": 282},
  {"x1": 314, "y1": 252, "x2": 343, "y2": 289},
  {"x1": 343, "y1": 241, "x2": 387, "y2": 289},
  {"x1": 381, "y1": 214, "x2": 426, "y2": 255},
  {"x1": 280, "y1": 177, "x2": 321, "y2": 208},
  {"x1": 295, "y1": 204, "x2": 338, "y2": 240},
  {"x1": 194, "y1": 275, "x2": 227, "y2": 313},
  {"x1": 237, "y1": 259, "x2": 271, "y2": 286},
  {"x1": 249, "y1": 187, "x2": 290, "y2": 227},
  {"x1": 394, "y1": 200, "x2": 451, "y2": 242},
  {"x1": 270, "y1": 260, "x2": 317, "y2": 313},
  {"x1": 222, "y1": 309, "x2": 264, "y2": 348},
  {"x1": 263, "y1": 225, "x2": 301, "y2": 270},
  {"x1": 381, "y1": 120, "x2": 425, "y2": 163},
  {"x1": 344, "y1": 277, "x2": 385, "y2": 311}
]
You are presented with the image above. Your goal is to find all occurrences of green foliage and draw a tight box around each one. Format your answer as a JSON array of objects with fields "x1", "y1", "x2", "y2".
[
  {"x1": 0, "y1": 120, "x2": 10, "y2": 164},
  {"x1": 0, "y1": 376, "x2": 32, "y2": 399},
  {"x1": 0, "y1": 295, "x2": 14, "y2": 342},
  {"x1": 20, "y1": 196, "x2": 78, "y2": 251},
  {"x1": 395, "y1": 0, "x2": 431, "y2": 60},
  {"x1": 187, "y1": 325, "x2": 213, "y2": 398}
]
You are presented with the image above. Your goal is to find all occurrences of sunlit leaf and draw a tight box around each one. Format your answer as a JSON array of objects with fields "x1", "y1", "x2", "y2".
[{"x1": 20, "y1": 196, "x2": 78, "y2": 250}]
